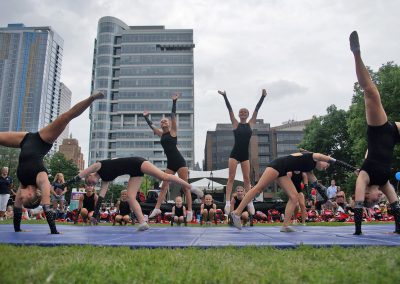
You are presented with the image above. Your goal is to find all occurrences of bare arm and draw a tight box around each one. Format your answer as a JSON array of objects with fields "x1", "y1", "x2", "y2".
[
  {"x1": 302, "y1": 172, "x2": 309, "y2": 185},
  {"x1": 249, "y1": 89, "x2": 267, "y2": 127},
  {"x1": 172, "y1": 206, "x2": 176, "y2": 216},
  {"x1": 230, "y1": 197, "x2": 236, "y2": 210},
  {"x1": 78, "y1": 195, "x2": 83, "y2": 210},
  {"x1": 200, "y1": 204, "x2": 204, "y2": 211},
  {"x1": 183, "y1": 206, "x2": 187, "y2": 216}
]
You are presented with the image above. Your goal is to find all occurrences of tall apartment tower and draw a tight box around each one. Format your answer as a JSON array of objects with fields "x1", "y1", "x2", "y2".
[
  {"x1": 54, "y1": 82, "x2": 72, "y2": 151},
  {"x1": 89, "y1": 17, "x2": 195, "y2": 172},
  {"x1": 203, "y1": 119, "x2": 272, "y2": 185},
  {"x1": 0, "y1": 23, "x2": 64, "y2": 134}
]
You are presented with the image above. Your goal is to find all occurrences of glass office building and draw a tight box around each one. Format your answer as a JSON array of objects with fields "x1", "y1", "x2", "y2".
[
  {"x1": 89, "y1": 17, "x2": 195, "y2": 172},
  {"x1": 0, "y1": 24, "x2": 63, "y2": 135}
]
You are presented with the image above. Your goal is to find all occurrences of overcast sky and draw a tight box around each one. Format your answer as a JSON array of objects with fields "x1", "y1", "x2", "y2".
[{"x1": 1, "y1": 0, "x2": 400, "y2": 167}]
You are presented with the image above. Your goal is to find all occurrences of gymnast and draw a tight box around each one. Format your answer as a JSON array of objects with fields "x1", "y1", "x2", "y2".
[
  {"x1": 144, "y1": 93, "x2": 202, "y2": 222},
  {"x1": 218, "y1": 89, "x2": 267, "y2": 214},
  {"x1": 287, "y1": 171, "x2": 308, "y2": 226},
  {"x1": 230, "y1": 152, "x2": 356, "y2": 231},
  {"x1": 349, "y1": 31, "x2": 400, "y2": 235},
  {"x1": 0, "y1": 90, "x2": 104, "y2": 233},
  {"x1": 65, "y1": 157, "x2": 194, "y2": 231}
]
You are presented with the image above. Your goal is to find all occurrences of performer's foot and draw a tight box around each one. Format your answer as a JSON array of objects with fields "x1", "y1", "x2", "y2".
[
  {"x1": 230, "y1": 212, "x2": 242, "y2": 230},
  {"x1": 149, "y1": 208, "x2": 162, "y2": 219},
  {"x1": 280, "y1": 226, "x2": 296, "y2": 233},
  {"x1": 349, "y1": 31, "x2": 360, "y2": 53},
  {"x1": 186, "y1": 210, "x2": 193, "y2": 222},
  {"x1": 353, "y1": 230, "x2": 363, "y2": 235},
  {"x1": 137, "y1": 222, "x2": 149, "y2": 231},
  {"x1": 190, "y1": 186, "x2": 204, "y2": 198},
  {"x1": 91, "y1": 90, "x2": 105, "y2": 100}
]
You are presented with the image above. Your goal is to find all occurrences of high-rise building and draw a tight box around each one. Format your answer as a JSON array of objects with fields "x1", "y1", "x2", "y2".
[
  {"x1": 89, "y1": 17, "x2": 195, "y2": 175},
  {"x1": 54, "y1": 82, "x2": 72, "y2": 151},
  {"x1": 0, "y1": 23, "x2": 64, "y2": 134},
  {"x1": 59, "y1": 135, "x2": 85, "y2": 171},
  {"x1": 203, "y1": 119, "x2": 272, "y2": 185}
]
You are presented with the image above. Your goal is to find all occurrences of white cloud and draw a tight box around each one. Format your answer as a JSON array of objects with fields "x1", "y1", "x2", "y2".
[{"x1": 1, "y1": 0, "x2": 400, "y2": 167}]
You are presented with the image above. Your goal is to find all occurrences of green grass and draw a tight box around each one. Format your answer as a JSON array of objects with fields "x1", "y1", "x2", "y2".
[{"x1": 0, "y1": 245, "x2": 399, "y2": 284}]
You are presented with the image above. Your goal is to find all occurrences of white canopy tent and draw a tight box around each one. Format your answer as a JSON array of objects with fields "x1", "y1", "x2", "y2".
[
  {"x1": 190, "y1": 178, "x2": 225, "y2": 192},
  {"x1": 188, "y1": 168, "x2": 244, "y2": 182}
]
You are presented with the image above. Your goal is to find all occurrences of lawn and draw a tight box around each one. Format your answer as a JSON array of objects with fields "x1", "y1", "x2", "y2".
[{"x1": 0, "y1": 221, "x2": 400, "y2": 283}]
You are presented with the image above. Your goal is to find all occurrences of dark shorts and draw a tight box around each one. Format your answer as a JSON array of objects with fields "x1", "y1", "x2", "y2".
[{"x1": 360, "y1": 159, "x2": 391, "y2": 186}]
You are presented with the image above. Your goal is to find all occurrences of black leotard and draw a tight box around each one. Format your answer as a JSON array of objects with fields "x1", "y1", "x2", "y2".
[
  {"x1": 174, "y1": 205, "x2": 184, "y2": 217},
  {"x1": 160, "y1": 132, "x2": 186, "y2": 172},
  {"x1": 230, "y1": 123, "x2": 252, "y2": 162},
  {"x1": 361, "y1": 121, "x2": 400, "y2": 186},
  {"x1": 83, "y1": 194, "x2": 95, "y2": 212},
  {"x1": 204, "y1": 203, "x2": 215, "y2": 212},
  {"x1": 97, "y1": 157, "x2": 146, "y2": 181},
  {"x1": 233, "y1": 196, "x2": 248, "y2": 212},
  {"x1": 267, "y1": 153, "x2": 316, "y2": 177},
  {"x1": 17, "y1": 132, "x2": 53, "y2": 186},
  {"x1": 118, "y1": 200, "x2": 130, "y2": 216},
  {"x1": 291, "y1": 171, "x2": 303, "y2": 193}
]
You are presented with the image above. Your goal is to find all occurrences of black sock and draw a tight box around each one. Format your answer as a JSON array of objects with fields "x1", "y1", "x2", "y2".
[
  {"x1": 390, "y1": 201, "x2": 400, "y2": 233},
  {"x1": 354, "y1": 207, "x2": 363, "y2": 235},
  {"x1": 43, "y1": 205, "x2": 59, "y2": 234},
  {"x1": 13, "y1": 207, "x2": 22, "y2": 232}
]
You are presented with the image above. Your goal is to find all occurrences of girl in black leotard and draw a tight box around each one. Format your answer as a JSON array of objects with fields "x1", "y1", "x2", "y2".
[
  {"x1": 143, "y1": 93, "x2": 202, "y2": 222},
  {"x1": 114, "y1": 189, "x2": 131, "y2": 225},
  {"x1": 287, "y1": 171, "x2": 308, "y2": 226},
  {"x1": 172, "y1": 196, "x2": 186, "y2": 225},
  {"x1": 77, "y1": 184, "x2": 98, "y2": 224},
  {"x1": 218, "y1": 89, "x2": 267, "y2": 214},
  {"x1": 349, "y1": 31, "x2": 400, "y2": 235},
  {"x1": 200, "y1": 194, "x2": 217, "y2": 225},
  {"x1": 230, "y1": 186, "x2": 250, "y2": 226},
  {"x1": 0, "y1": 90, "x2": 104, "y2": 234},
  {"x1": 230, "y1": 152, "x2": 357, "y2": 232},
  {"x1": 66, "y1": 156, "x2": 193, "y2": 231}
]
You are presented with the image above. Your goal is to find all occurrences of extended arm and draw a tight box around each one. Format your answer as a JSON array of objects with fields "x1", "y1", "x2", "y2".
[
  {"x1": 143, "y1": 111, "x2": 163, "y2": 137},
  {"x1": 170, "y1": 93, "x2": 179, "y2": 135},
  {"x1": 249, "y1": 89, "x2": 267, "y2": 126},
  {"x1": 218, "y1": 90, "x2": 238, "y2": 126}
]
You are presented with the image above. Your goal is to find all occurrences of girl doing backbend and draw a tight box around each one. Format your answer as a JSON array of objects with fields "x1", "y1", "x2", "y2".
[{"x1": 230, "y1": 152, "x2": 356, "y2": 232}]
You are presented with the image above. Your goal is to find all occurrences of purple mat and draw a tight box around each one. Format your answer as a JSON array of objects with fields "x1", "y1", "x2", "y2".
[{"x1": 0, "y1": 224, "x2": 399, "y2": 248}]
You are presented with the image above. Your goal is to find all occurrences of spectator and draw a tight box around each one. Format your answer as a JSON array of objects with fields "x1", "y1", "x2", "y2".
[
  {"x1": 201, "y1": 194, "x2": 217, "y2": 225},
  {"x1": 50, "y1": 173, "x2": 67, "y2": 218},
  {"x1": 336, "y1": 187, "x2": 346, "y2": 210},
  {"x1": 172, "y1": 196, "x2": 186, "y2": 226},
  {"x1": 231, "y1": 186, "x2": 250, "y2": 226},
  {"x1": 77, "y1": 184, "x2": 98, "y2": 224},
  {"x1": 114, "y1": 190, "x2": 131, "y2": 225},
  {"x1": 0, "y1": 167, "x2": 14, "y2": 221},
  {"x1": 5, "y1": 205, "x2": 13, "y2": 219},
  {"x1": 327, "y1": 179, "x2": 338, "y2": 201}
]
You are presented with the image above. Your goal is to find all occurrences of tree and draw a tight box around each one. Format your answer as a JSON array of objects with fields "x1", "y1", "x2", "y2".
[
  {"x1": 299, "y1": 105, "x2": 355, "y2": 193},
  {"x1": 48, "y1": 152, "x2": 80, "y2": 204},
  {"x1": 0, "y1": 146, "x2": 20, "y2": 187}
]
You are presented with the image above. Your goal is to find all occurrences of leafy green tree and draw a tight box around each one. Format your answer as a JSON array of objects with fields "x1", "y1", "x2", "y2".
[
  {"x1": 48, "y1": 152, "x2": 79, "y2": 204},
  {"x1": 0, "y1": 146, "x2": 20, "y2": 187},
  {"x1": 299, "y1": 105, "x2": 355, "y2": 192},
  {"x1": 105, "y1": 184, "x2": 125, "y2": 205}
]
